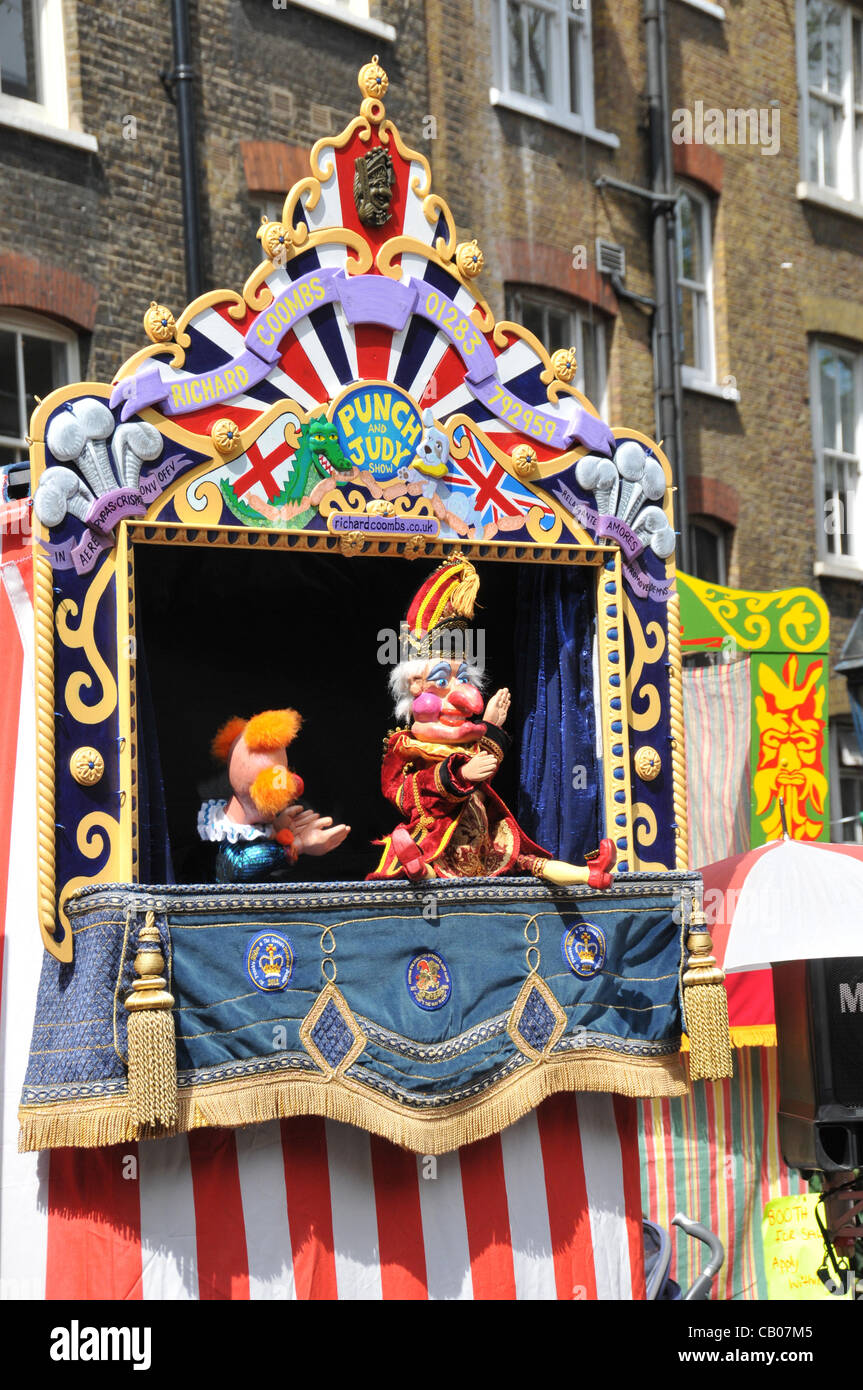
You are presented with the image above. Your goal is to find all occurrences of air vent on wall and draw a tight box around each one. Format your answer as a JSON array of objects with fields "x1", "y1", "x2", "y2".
[{"x1": 596, "y1": 238, "x2": 626, "y2": 281}]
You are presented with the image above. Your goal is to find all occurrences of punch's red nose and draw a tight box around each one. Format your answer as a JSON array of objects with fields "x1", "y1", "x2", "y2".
[
  {"x1": 447, "y1": 683, "x2": 483, "y2": 715},
  {"x1": 291, "y1": 773, "x2": 304, "y2": 800}
]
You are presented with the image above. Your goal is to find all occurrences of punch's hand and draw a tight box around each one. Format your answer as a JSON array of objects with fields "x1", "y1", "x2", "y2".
[
  {"x1": 462, "y1": 752, "x2": 497, "y2": 784},
  {"x1": 484, "y1": 688, "x2": 511, "y2": 728}
]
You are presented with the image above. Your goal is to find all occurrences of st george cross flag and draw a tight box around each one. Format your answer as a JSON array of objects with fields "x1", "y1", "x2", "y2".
[{"x1": 0, "y1": 496, "x2": 644, "y2": 1301}]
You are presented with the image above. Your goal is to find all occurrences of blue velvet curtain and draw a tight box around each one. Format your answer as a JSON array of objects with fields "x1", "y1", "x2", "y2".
[
  {"x1": 515, "y1": 565, "x2": 600, "y2": 860},
  {"x1": 135, "y1": 618, "x2": 174, "y2": 884}
]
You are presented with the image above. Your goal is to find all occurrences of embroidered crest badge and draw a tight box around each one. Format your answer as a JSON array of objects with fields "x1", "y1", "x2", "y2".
[
  {"x1": 246, "y1": 932, "x2": 294, "y2": 991},
  {"x1": 562, "y1": 923, "x2": 607, "y2": 980},
  {"x1": 406, "y1": 951, "x2": 452, "y2": 1010}
]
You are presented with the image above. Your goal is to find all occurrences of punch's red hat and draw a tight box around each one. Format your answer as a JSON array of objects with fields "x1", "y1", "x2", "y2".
[{"x1": 404, "y1": 554, "x2": 479, "y2": 658}]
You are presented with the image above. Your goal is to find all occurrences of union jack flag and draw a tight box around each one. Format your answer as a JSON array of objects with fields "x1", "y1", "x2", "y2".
[{"x1": 443, "y1": 429, "x2": 555, "y2": 531}]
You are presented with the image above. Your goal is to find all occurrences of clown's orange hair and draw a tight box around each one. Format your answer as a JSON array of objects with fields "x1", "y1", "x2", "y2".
[
  {"x1": 245, "y1": 709, "x2": 302, "y2": 751},
  {"x1": 249, "y1": 766, "x2": 303, "y2": 817},
  {"x1": 211, "y1": 709, "x2": 302, "y2": 762},
  {"x1": 211, "y1": 716, "x2": 247, "y2": 763}
]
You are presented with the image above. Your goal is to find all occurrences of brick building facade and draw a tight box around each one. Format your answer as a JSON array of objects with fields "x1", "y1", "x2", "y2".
[{"x1": 2, "y1": 0, "x2": 862, "y2": 834}]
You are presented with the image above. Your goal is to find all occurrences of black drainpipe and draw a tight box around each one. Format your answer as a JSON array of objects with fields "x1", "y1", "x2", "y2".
[
  {"x1": 165, "y1": 0, "x2": 204, "y2": 302},
  {"x1": 644, "y1": 0, "x2": 689, "y2": 572}
]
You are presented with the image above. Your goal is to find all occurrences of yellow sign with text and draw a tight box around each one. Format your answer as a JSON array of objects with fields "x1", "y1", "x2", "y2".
[{"x1": 762, "y1": 1194, "x2": 851, "y2": 1300}]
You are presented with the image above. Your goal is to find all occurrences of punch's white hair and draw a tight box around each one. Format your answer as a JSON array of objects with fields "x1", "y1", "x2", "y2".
[{"x1": 389, "y1": 657, "x2": 487, "y2": 724}]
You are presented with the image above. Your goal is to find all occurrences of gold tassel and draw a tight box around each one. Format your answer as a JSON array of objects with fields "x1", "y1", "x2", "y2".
[
  {"x1": 448, "y1": 556, "x2": 480, "y2": 619},
  {"x1": 682, "y1": 904, "x2": 733, "y2": 1082},
  {"x1": 124, "y1": 912, "x2": 178, "y2": 1133}
]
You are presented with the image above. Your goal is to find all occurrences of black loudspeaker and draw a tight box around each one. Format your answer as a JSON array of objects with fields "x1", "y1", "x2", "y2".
[{"x1": 774, "y1": 958, "x2": 863, "y2": 1172}]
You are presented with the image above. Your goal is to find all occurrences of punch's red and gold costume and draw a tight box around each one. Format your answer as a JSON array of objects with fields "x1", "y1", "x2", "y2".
[
  {"x1": 368, "y1": 553, "x2": 615, "y2": 887},
  {"x1": 369, "y1": 723, "x2": 549, "y2": 879}
]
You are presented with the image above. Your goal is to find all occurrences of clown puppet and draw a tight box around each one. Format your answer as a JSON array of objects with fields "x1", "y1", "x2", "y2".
[
  {"x1": 198, "y1": 709, "x2": 349, "y2": 882},
  {"x1": 368, "y1": 555, "x2": 615, "y2": 887}
]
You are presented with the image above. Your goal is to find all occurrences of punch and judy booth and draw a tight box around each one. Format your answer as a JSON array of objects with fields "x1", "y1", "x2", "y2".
[{"x1": 7, "y1": 60, "x2": 732, "y2": 1299}]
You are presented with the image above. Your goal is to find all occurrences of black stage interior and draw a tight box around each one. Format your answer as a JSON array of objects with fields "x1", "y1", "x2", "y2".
[{"x1": 136, "y1": 545, "x2": 537, "y2": 883}]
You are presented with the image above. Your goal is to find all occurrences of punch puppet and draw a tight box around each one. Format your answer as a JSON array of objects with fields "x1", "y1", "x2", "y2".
[
  {"x1": 369, "y1": 556, "x2": 616, "y2": 886},
  {"x1": 198, "y1": 709, "x2": 349, "y2": 882}
]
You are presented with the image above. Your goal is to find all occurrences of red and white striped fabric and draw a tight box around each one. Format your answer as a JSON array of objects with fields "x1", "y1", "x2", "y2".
[{"x1": 0, "y1": 499, "x2": 645, "y2": 1300}]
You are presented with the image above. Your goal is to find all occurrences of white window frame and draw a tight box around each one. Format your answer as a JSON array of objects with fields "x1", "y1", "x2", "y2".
[
  {"x1": 829, "y1": 720, "x2": 863, "y2": 842},
  {"x1": 676, "y1": 182, "x2": 716, "y2": 388},
  {"x1": 810, "y1": 337, "x2": 863, "y2": 575},
  {"x1": 0, "y1": 0, "x2": 96, "y2": 148},
  {"x1": 505, "y1": 286, "x2": 608, "y2": 417},
  {"x1": 490, "y1": 0, "x2": 619, "y2": 148},
  {"x1": 284, "y1": 0, "x2": 396, "y2": 42},
  {"x1": 0, "y1": 310, "x2": 80, "y2": 467},
  {"x1": 797, "y1": 0, "x2": 863, "y2": 205},
  {"x1": 688, "y1": 515, "x2": 729, "y2": 585}
]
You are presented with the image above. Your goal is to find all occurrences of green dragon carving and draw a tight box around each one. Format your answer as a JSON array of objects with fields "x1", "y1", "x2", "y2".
[{"x1": 220, "y1": 419, "x2": 353, "y2": 529}]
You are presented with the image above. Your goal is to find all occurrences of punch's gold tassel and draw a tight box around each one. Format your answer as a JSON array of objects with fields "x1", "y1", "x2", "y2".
[
  {"x1": 448, "y1": 555, "x2": 480, "y2": 619},
  {"x1": 682, "y1": 905, "x2": 733, "y2": 1082},
  {"x1": 125, "y1": 912, "x2": 178, "y2": 1133}
]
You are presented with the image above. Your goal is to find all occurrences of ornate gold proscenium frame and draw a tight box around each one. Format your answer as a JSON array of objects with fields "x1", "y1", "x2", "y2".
[{"x1": 28, "y1": 58, "x2": 687, "y2": 962}]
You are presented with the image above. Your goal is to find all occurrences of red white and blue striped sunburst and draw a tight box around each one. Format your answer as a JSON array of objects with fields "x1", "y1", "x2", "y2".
[{"x1": 108, "y1": 79, "x2": 615, "y2": 544}]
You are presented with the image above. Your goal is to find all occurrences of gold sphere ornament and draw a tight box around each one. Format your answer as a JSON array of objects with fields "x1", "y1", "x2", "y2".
[
  {"x1": 70, "y1": 747, "x2": 104, "y2": 786},
  {"x1": 358, "y1": 55, "x2": 388, "y2": 100},
  {"x1": 634, "y1": 746, "x2": 662, "y2": 781},
  {"x1": 144, "y1": 302, "x2": 176, "y2": 343},
  {"x1": 456, "y1": 239, "x2": 484, "y2": 278},
  {"x1": 339, "y1": 530, "x2": 365, "y2": 557},
  {"x1": 511, "y1": 443, "x2": 538, "y2": 479},
  {"x1": 211, "y1": 418, "x2": 242, "y2": 457},
  {"x1": 551, "y1": 347, "x2": 577, "y2": 383},
  {"x1": 258, "y1": 219, "x2": 290, "y2": 261},
  {"x1": 403, "y1": 534, "x2": 427, "y2": 559}
]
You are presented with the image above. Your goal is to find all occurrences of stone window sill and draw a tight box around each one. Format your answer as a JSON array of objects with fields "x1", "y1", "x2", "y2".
[
  {"x1": 814, "y1": 558, "x2": 863, "y2": 583},
  {"x1": 675, "y1": 0, "x2": 726, "y2": 19},
  {"x1": 284, "y1": 0, "x2": 396, "y2": 42},
  {"x1": 488, "y1": 89, "x2": 620, "y2": 149},
  {"x1": 0, "y1": 100, "x2": 98, "y2": 153},
  {"x1": 797, "y1": 181, "x2": 863, "y2": 222},
  {"x1": 681, "y1": 369, "x2": 741, "y2": 403}
]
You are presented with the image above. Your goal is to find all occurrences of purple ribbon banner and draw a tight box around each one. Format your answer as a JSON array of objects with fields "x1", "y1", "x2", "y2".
[
  {"x1": 554, "y1": 484, "x2": 673, "y2": 603},
  {"x1": 109, "y1": 270, "x2": 614, "y2": 456},
  {"x1": 40, "y1": 454, "x2": 189, "y2": 575}
]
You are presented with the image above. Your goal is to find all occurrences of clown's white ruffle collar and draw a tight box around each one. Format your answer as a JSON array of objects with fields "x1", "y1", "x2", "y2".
[{"x1": 197, "y1": 799, "x2": 275, "y2": 844}]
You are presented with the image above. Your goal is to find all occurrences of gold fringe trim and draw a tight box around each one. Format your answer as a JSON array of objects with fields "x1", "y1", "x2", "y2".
[
  {"x1": 680, "y1": 1024, "x2": 776, "y2": 1051},
  {"x1": 19, "y1": 1050, "x2": 686, "y2": 1155}
]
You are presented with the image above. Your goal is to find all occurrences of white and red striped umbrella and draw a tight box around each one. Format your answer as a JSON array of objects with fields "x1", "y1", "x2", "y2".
[
  {"x1": 0, "y1": 498, "x2": 644, "y2": 1300},
  {"x1": 703, "y1": 837, "x2": 863, "y2": 974}
]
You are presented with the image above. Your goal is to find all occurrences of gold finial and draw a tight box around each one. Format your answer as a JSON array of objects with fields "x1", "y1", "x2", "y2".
[
  {"x1": 511, "y1": 444, "x2": 538, "y2": 480},
  {"x1": 144, "y1": 302, "x2": 176, "y2": 343},
  {"x1": 258, "y1": 218, "x2": 291, "y2": 262},
  {"x1": 211, "y1": 418, "x2": 242, "y2": 457},
  {"x1": 551, "y1": 346, "x2": 578, "y2": 382},
  {"x1": 358, "y1": 55, "x2": 389, "y2": 101},
  {"x1": 455, "y1": 239, "x2": 484, "y2": 279}
]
